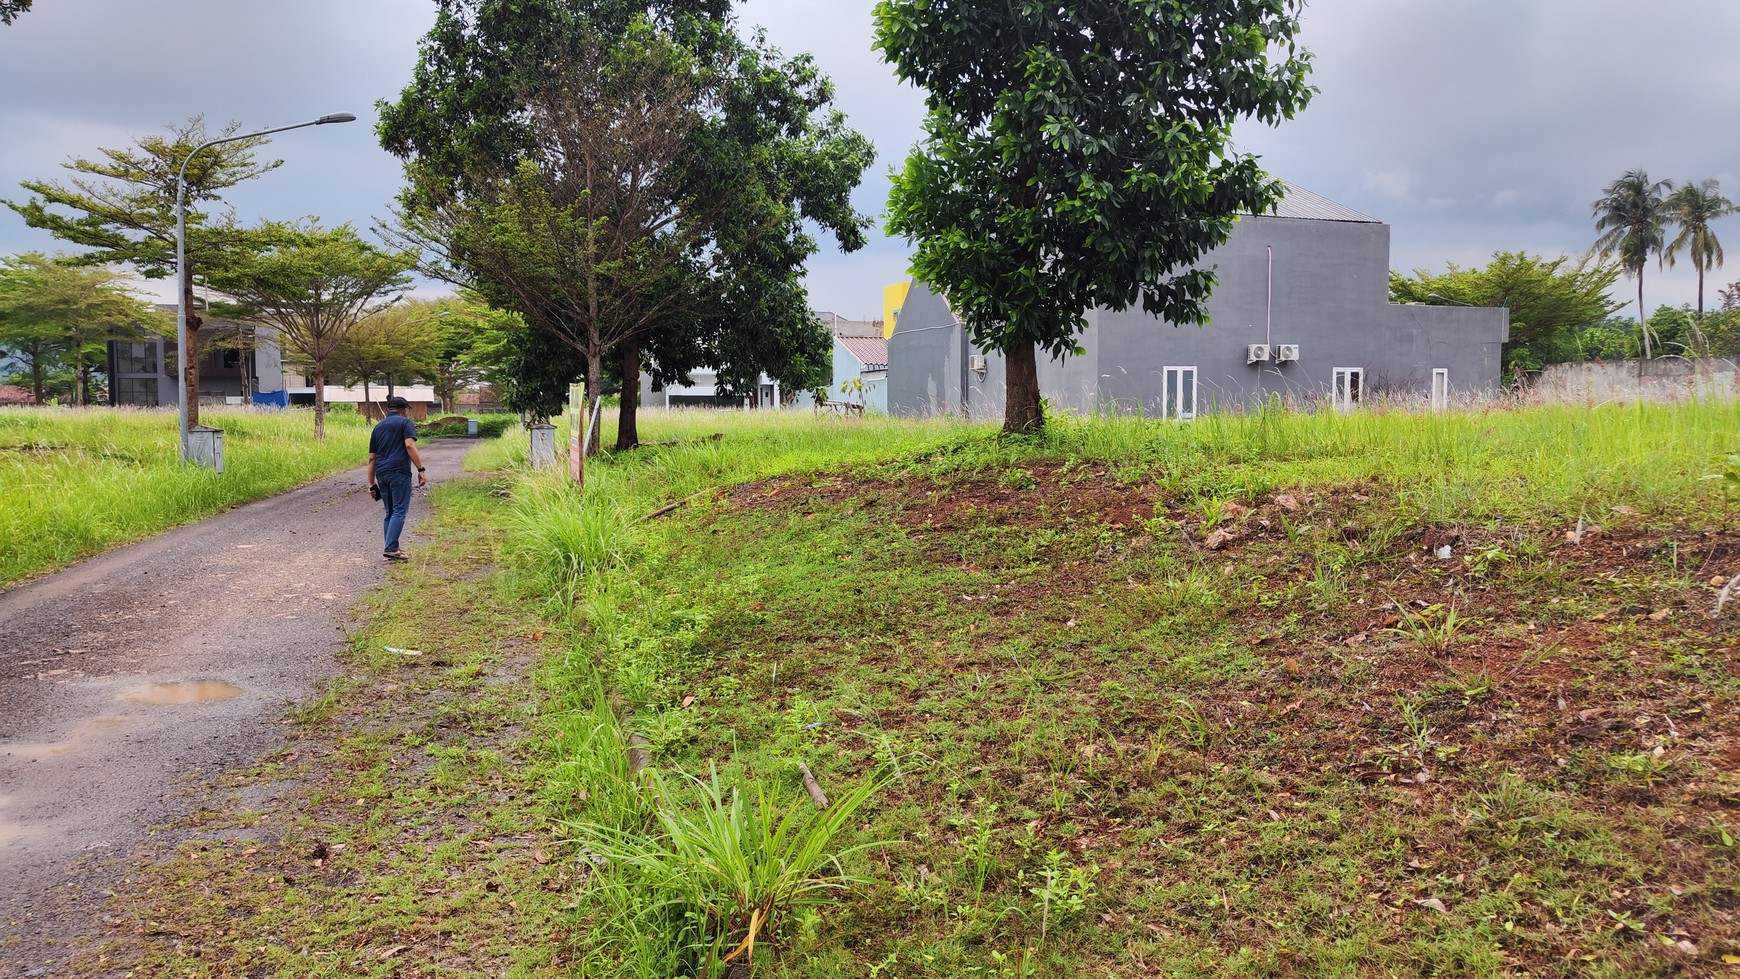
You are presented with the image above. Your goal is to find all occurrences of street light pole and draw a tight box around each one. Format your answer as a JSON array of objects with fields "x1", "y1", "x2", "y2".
[{"x1": 174, "y1": 112, "x2": 356, "y2": 463}]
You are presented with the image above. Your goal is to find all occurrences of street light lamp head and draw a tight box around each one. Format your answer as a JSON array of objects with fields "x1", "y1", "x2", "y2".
[{"x1": 315, "y1": 113, "x2": 357, "y2": 125}]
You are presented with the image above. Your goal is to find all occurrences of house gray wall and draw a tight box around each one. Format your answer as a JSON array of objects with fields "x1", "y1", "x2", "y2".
[{"x1": 889, "y1": 208, "x2": 1509, "y2": 418}]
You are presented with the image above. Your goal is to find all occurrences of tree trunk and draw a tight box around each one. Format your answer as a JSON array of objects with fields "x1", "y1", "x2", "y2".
[
  {"x1": 363, "y1": 377, "x2": 372, "y2": 414},
  {"x1": 183, "y1": 270, "x2": 203, "y2": 427},
  {"x1": 616, "y1": 339, "x2": 640, "y2": 451},
  {"x1": 1637, "y1": 275, "x2": 1651, "y2": 360},
  {"x1": 313, "y1": 361, "x2": 327, "y2": 440},
  {"x1": 30, "y1": 354, "x2": 45, "y2": 404},
  {"x1": 584, "y1": 350, "x2": 603, "y2": 457},
  {"x1": 1003, "y1": 339, "x2": 1044, "y2": 434},
  {"x1": 240, "y1": 336, "x2": 254, "y2": 405}
]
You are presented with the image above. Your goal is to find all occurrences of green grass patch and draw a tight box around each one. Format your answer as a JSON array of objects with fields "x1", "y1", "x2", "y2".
[
  {"x1": 512, "y1": 403, "x2": 1740, "y2": 977},
  {"x1": 0, "y1": 406, "x2": 374, "y2": 586}
]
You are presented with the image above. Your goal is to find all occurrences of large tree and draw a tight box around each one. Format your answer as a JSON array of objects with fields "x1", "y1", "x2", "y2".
[
  {"x1": 1389, "y1": 252, "x2": 1624, "y2": 373},
  {"x1": 0, "y1": 253, "x2": 167, "y2": 405},
  {"x1": 379, "y1": 0, "x2": 872, "y2": 451},
  {"x1": 204, "y1": 223, "x2": 414, "y2": 438},
  {"x1": 1591, "y1": 170, "x2": 1673, "y2": 359},
  {"x1": 875, "y1": 0, "x2": 1313, "y2": 433},
  {"x1": 388, "y1": 25, "x2": 721, "y2": 452},
  {"x1": 4, "y1": 117, "x2": 281, "y2": 424},
  {"x1": 1664, "y1": 178, "x2": 1735, "y2": 340}
]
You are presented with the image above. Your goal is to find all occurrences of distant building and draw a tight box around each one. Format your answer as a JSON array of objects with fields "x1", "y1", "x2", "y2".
[
  {"x1": 641, "y1": 368, "x2": 784, "y2": 409},
  {"x1": 108, "y1": 307, "x2": 287, "y2": 408},
  {"x1": 0, "y1": 384, "x2": 36, "y2": 407},
  {"x1": 889, "y1": 184, "x2": 1510, "y2": 418},
  {"x1": 820, "y1": 312, "x2": 888, "y2": 413}
]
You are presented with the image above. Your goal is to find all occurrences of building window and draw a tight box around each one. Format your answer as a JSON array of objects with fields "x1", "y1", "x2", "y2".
[
  {"x1": 1163, "y1": 366, "x2": 1197, "y2": 420},
  {"x1": 1431, "y1": 368, "x2": 1449, "y2": 410},
  {"x1": 113, "y1": 342, "x2": 157, "y2": 375},
  {"x1": 114, "y1": 376, "x2": 158, "y2": 406},
  {"x1": 1332, "y1": 367, "x2": 1363, "y2": 412}
]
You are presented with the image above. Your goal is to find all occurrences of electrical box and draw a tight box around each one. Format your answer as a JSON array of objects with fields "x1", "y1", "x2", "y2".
[
  {"x1": 1275, "y1": 343, "x2": 1300, "y2": 363},
  {"x1": 1245, "y1": 343, "x2": 1271, "y2": 364},
  {"x1": 968, "y1": 354, "x2": 987, "y2": 378}
]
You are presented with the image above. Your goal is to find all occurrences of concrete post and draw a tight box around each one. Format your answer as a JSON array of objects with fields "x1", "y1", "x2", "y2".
[{"x1": 529, "y1": 423, "x2": 557, "y2": 468}]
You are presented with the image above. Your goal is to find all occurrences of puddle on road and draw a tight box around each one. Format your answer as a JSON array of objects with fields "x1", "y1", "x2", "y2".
[
  {"x1": 2, "y1": 717, "x2": 133, "y2": 762},
  {"x1": 119, "y1": 680, "x2": 243, "y2": 705}
]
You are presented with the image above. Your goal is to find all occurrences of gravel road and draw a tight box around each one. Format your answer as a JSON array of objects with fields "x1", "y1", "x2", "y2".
[{"x1": 0, "y1": 439, "x2": 470, "y2": 977}]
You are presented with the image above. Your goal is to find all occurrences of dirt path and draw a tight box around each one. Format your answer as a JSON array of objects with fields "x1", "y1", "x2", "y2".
[{"x1": 0, "y1": 440, "x2": 469, "y2": 978}]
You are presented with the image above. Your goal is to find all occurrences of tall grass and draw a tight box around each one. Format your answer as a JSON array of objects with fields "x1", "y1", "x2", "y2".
[
  {"x1": 1044, "y1": 398, "x2": 1739, "y2": 519},
  {"x1": 504, "y1": 409, "x2": 978, "y2": 601},
  {"x1": 504, "y1": 399, "x2": 1739, "y2": 977},
  {"x1": 0, "y1": 406, "x2": 372, "y2": 586}
]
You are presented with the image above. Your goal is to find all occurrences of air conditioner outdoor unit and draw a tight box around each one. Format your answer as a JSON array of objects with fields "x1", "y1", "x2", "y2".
[
  {"x1": 1275, "y1": 343, "x2": 1300, "y2": 363},
  {"x1": 968, "y1": 354, "x2": 988, "y2": 378},
  {"x1": 1246, "y1": 343, "x2": 1271, "y2": 364}
]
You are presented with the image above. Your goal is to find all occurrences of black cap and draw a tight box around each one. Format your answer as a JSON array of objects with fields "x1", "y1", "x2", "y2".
[{"x1": 385, "y1": 395, "x2": 410, "y2": 411}]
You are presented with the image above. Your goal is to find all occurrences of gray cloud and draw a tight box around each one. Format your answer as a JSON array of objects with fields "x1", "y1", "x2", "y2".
[{"x1": 4, "y1": 0, "x2": 1736, "y2": 319}]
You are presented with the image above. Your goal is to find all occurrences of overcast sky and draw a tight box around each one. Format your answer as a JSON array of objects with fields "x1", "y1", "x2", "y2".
[{"x1": 3, "y1": 0, "x2": 1737, "y2": 322}]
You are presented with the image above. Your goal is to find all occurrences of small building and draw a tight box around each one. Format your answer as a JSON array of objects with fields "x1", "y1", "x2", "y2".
[
  {"x1": 108, "y1": 308, "x2": 287, "y2": 408},
  {"x1": 0, "y1": 384, "x2": 36, "y2": 407},
  {"x1": 641, "y1": 368, "x2": 784, "y2": 409},
  {"x1": 888, "y1": 184, "x2": 1510, "y2": 418},
  {"x1": 820, "y1": 312, "x2": 888, "y2": 413}
]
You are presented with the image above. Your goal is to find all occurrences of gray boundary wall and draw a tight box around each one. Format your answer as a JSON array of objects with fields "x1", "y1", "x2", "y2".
[{"x1": 1535, "y1": 357, "x2": 1740, "y2": 404}]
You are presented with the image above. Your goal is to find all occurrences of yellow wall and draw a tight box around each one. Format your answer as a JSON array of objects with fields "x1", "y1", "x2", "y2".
[{"x1": 882, "y1": 281, "x2": 911, "y2": 341}]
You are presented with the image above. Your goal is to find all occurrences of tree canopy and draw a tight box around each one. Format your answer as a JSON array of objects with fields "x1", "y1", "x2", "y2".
[
  {"x1": 1663, "y1": 178, "x2": 1735, "y2": 320},
  {"x1": 0, "y1": 253, "x2": 167, "y2": 404},
  {"x1": 3, "y1": 116, "x2": 281, "y2": 424},
  {"x1": 875, "y1": 0, "x2": 1313, "y2": 432},
  {"x1": 1591, "y1": 170, "x2": 1672, "y2": 358},
  {"x1": 325, "y1": 300, "x2": 446, "y2": 404},
  {"x1": 1389, "y1": 252, "x2": 1624, "y2": 373},
  {"x1": 0, "y1": 0, "x2": 33, "y2": 25},
  {"x1": 379, "y1": 0, "x2": 872, "y2": 450},
  {"x1": 204, "y1": 223, "x2": 414, "y2": 438}
]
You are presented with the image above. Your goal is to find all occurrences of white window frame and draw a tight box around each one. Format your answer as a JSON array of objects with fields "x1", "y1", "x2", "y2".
[
  {"x1": 1332, "y1": 367, "x2": 1364, "y2": 412},
  {"x1": 1430, "y1": 368, "x2": 1450, "y2": 411},
  {"x1": 1163, "y1": 365, "x2": 1198, "y2": 420}
]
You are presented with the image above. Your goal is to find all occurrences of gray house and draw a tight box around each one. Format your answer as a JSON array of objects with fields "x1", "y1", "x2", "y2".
[{"x1": 888, "y1": 185, "x2": 1509, "y2": 418}]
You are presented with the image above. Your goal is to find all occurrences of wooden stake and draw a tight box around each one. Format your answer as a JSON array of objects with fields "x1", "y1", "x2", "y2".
[{"x1": 798, "y1": 761, "x2": 830, "y2": 810}]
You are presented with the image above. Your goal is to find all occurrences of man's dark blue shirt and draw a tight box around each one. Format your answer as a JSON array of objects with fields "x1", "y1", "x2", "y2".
[{"x1": 369, "y1": 414, "x2": 418, "y2": 475}]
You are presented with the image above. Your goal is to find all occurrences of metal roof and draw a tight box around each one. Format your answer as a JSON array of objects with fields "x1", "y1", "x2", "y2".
[
  {"x1": 1266, "y1": 182, "x2": 1382, "y2": 224},
  {"x1": 839, "y1": 335, "x2": 888, "y2": 371}
]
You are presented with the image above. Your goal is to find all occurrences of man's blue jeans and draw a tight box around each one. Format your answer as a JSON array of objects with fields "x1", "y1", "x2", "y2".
[{"x1": 377, "y1": 470, "x2": 413, "y2": 553}]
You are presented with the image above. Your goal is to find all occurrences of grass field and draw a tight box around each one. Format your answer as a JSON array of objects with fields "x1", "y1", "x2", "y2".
[
  {"x1": 49, "y1": 400, "x2": 1740, "y2": 978},
  {"x1": 514, "y1": 402, "x2": 1740, "y2": 977},
  {"x1": 0, "y1": 406, "x2": 373, "y2": 587}
]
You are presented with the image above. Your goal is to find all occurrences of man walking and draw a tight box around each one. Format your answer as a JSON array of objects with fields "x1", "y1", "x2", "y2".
[{"x1": 366, "y1": 395, "x2": 427, "y2": 561}]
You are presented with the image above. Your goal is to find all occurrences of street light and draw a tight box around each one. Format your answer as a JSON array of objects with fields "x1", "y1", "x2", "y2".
[{"x1": 174, "y1": 112, "x2": 357, "y2": 464}]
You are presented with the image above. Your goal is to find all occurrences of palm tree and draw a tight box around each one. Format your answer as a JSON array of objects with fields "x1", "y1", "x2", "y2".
[
  {"x1": 1664, "y1": 178, "x2": 1736, "y2": 350},
  {"x1": 1592, "y1": 170, "x2": 1673, "y2": 358}
]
